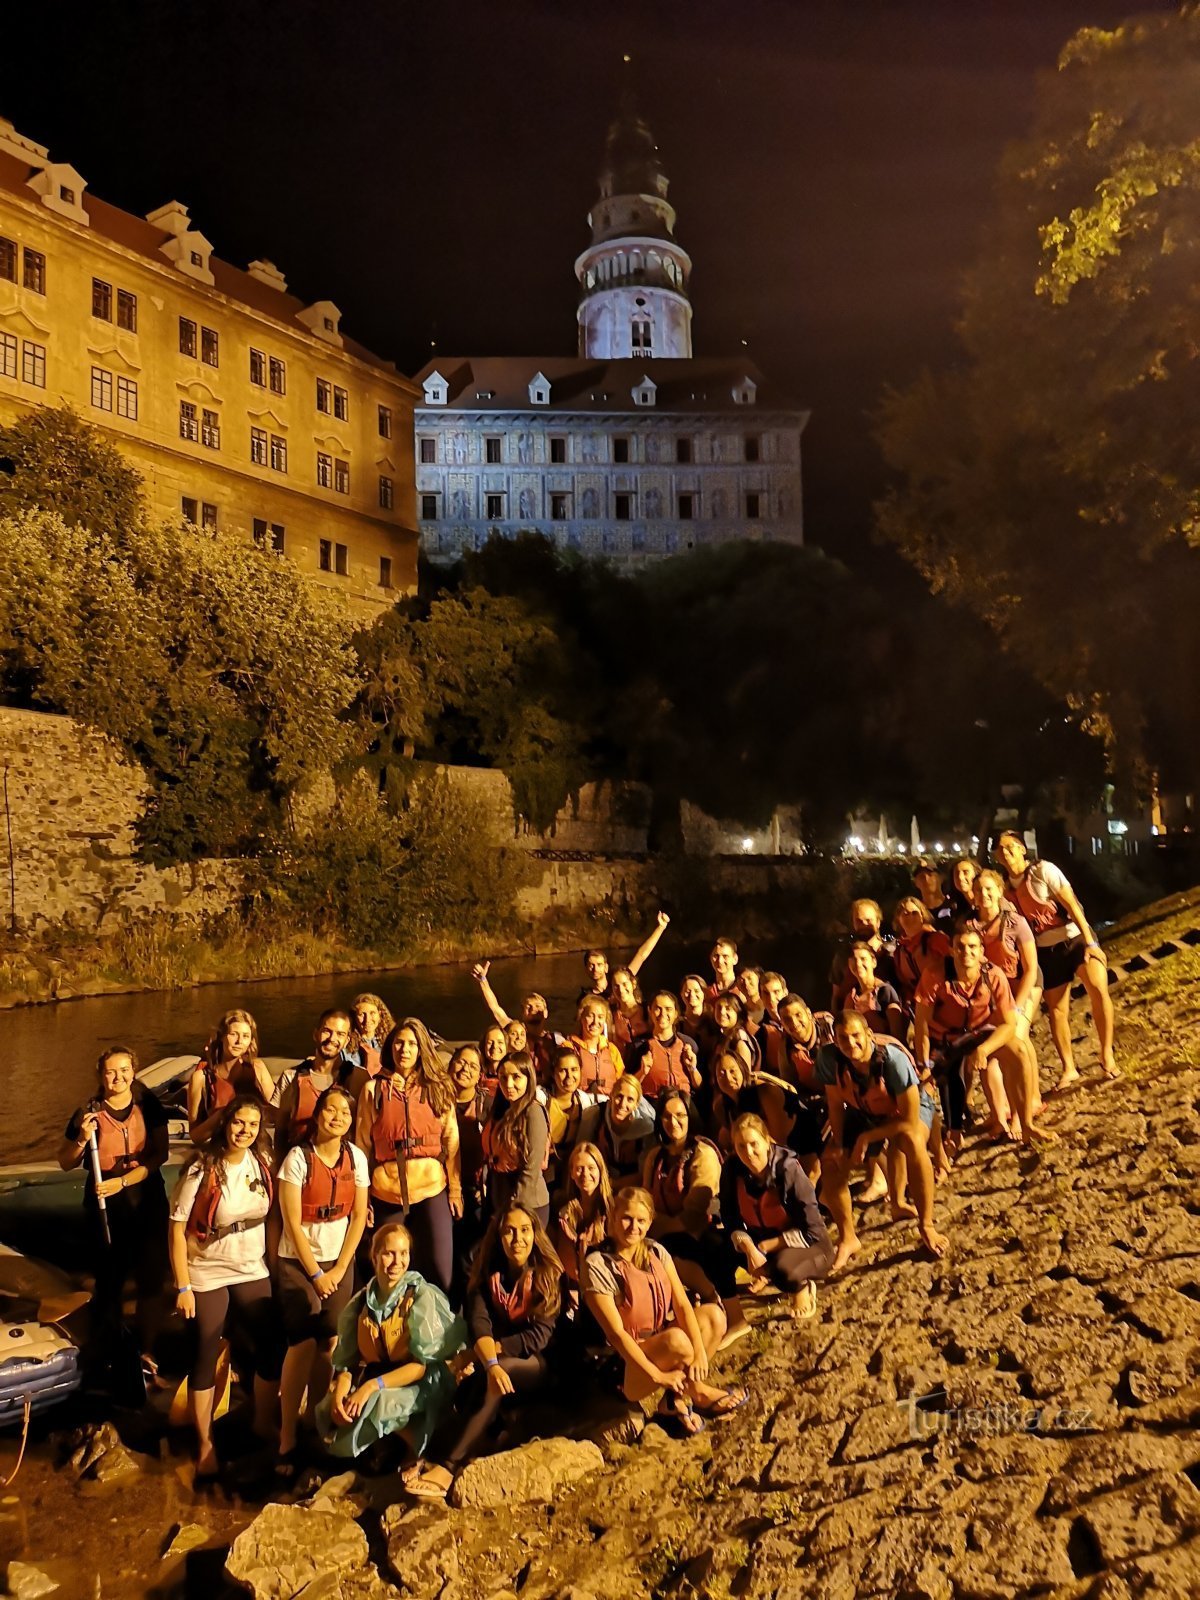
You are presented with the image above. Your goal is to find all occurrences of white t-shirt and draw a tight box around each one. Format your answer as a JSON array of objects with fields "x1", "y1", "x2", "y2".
[
  {"x1": 1023, "y1": 860, "x2": 1082, "y2": 944},
  {"x1": 171, "y1": 1155, "x2": 273, "y2": 1293},
  {"x1": 277, "y1": 1142, "x2": 369, "y2": 1263}
]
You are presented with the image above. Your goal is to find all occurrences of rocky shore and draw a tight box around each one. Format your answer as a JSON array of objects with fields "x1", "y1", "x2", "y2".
[{"x1": 1, "y1": 897, "x2": 1197, "y2": 1598}]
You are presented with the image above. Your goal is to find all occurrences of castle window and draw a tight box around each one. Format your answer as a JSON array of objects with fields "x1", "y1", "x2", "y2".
[
  {"x1": 678, "y1": 493, "x2": 694, "y2": 520},
  {"x1": 23, "y1": 249, "x2": 45, "y2": 294},
  {"x1": 90, "y1": 366, "x2": 112, "y2": 411},
  {"x1": 419, "y1": 437, "x2": 436, "y2": 464},
  {"x1": 317, "y1": 378, "x2": 331, "y2": 413},
  {"x1": 319, "y1": 539, "x2": 332, "y2": 571},
  {"x1": 614, "y1": 493, "x2": 632, "y2": 520},
  {"x1": 270, "y1": 434, "x2": 287, "y2": 473},
  {"x1": 250, "y1": 426, "x2": 267, "y2": 465},
  {"x1": 201, "y1": 502, "x2": 218, "y2": 529},
  {"x1": 60, "y1": 185, "x2": 75, "y2": 204},
  {"x1": 269, "y1": 356, "x2": 286, "y2": 395},
  {"x1": 744, "y1": 434, "x2": 761, "y2": 463},
  {"x1": 486, "y1": 493, "x2": 504, "y2": 520},
  {"x1": 250, "y1": 349, "x2": 266, "y2": 386},
  {"x1": 632, "y1": 318, "x2": 652, "y2": 352},
  {"x1": 551, "y1": 493, "x2": 569, "y2": 521},
  {"x1": 333, "y1": 385, "x2": 348, "y2": 420},
  {"x1": 21, "y1": 341, "x2": 45, "y2": 388},
  {"x1": 116, "y1": 376, "x2": 138, "y2": 420},
  {"x1": 334, "y1": 459, "x2": 350, "y2": 494},
  {"x1": 676, "y1": 437, "x2": 692, "y2": 463},
  {"x1": 180, "y1": 401, "x2": 199, "y2": 442},
  {"x1": 0, "y1": 332, "x2": 14, "y2": 379},
  {"x1": 0, "y1": 238, "x2": 16, "y2": 282},
  {"x1": 485, "y1": 437, "x2": 502, "y2": 464},
  {"x1": 378, "y1": 474, "x2": 394, "y2": 510},
  {"x1": 117, "y1": 289, "x2": 137, "y2": 332},
  {"x1": 746, "y1": 492, "x2": 761, "y2": 518},
  {"x1": 550, "y1": 436, "x2": 567, "y2": 463},
  {"x1": 182, "y1": 498, "x2": 198, "y2": 524},
  {"x1": 92, "y1": 279, "x2": 112, "y2": 321},
  {"x1": 179, "y1": 317, "x2": 197, "y2": 357},
  {"x1": 201, "y1": 326, "x2": 219, "y2": 367},
  {"x1": 335, "y1": 542, "x2": 348, "y2": 575},
  {"x1": 317, "y1": 452, "x2": 332, "y2": 488},
  {"x1": 378, "y1": 405, "x2": 392, "y2": 439},
  {"x1": 613, "y1": 437, "x2": 630, "y2": 463},
  {"x1": 379, "y1": 556, "x2": 393, "y2": 588},
  {"x1": 421, "y1": 494, "x2": 439, "y2": 521},
  {"x1": 201, "y1": 409, "x2": 221, "y2": 450}
]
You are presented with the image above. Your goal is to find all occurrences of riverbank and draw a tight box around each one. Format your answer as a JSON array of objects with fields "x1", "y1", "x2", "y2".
[{"x1": 0, "y1": 890, "x2": 1196, "y2": 1597}]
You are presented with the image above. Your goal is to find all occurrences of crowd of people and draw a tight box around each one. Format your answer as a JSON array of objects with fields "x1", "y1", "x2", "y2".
[{"x1": 56, "y1": 837, "x2": 1116, "y2": 1494}]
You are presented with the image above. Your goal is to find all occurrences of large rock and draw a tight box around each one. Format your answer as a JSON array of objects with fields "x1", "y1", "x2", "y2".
[
  {"x1": 449, "y1": 1437, "x2": 604, "y2": 1509},
  {"x1": 225, "y1": 1502, "x2": 370, "y2": 1599},
  {"x1": 5, "y1": 1566, "x2": 58, "y2": 1599}
]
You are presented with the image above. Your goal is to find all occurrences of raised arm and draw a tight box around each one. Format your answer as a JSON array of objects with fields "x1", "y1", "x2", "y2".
[
  {"x1": 471, "y1": 961, "x2": 512, "y2": 1028},
  {"x1": 628, "y1": 911, "x2": 671, "y2": 978}
]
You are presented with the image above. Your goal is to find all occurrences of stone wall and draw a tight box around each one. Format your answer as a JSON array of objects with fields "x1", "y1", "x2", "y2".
[{"x1": 0, "y1": 707, "x2": 239, "y2": 932}]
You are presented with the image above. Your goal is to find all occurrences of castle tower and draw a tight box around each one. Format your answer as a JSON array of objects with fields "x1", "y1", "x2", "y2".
[{"x1": 574, "y1": 94, "x2": 693, "y2": 359}]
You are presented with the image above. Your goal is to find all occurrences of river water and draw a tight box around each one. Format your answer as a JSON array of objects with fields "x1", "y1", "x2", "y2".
[{"x1": 0, "y1": 936, "x2": 827, "y2": 1163}]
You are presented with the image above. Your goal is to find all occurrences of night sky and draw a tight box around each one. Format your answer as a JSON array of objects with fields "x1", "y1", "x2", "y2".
[{"x1": 1, "y1": 0, "x2": 1173, "y2": 561}]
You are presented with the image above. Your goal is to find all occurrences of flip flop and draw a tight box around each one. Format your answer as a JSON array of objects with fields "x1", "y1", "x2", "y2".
[
  {"x1": 656, "y1": 1397, "x2": 706, "y2": 1438},
  {"x1": 699, "y1": 1385, "x2": 751, "y2": 1420},
  {"x1": 406, "y1": 1467, "x2": 452, "y2": 1501}
]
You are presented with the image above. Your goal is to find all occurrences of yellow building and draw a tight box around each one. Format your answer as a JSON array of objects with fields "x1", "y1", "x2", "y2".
[{"x1": 0, "y1": 118, "x2": 417, "y2": 610}]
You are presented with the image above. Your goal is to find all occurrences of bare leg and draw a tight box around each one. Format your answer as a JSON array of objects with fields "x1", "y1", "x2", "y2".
[
  {"x1": 887, "y1": 1144, "x2": 917, "y2": 1219},
  {"x1": 979, "y1": 1059, "x2": 1012, "y2": 1136},
  {"x1": 253, "y1": 1373, "x2": 279, "y2": 1443},
  {"x1": 820, "y1": 1151, "x2": 861, "y2": 1272},
  {"x1": 1044, "y1": 985, "x2": 1077, "y2": 1089},
  {"x1": 927, "y1": 1114, "x2": 951, "y2": 1181},
  {"x1": 278, "y1": 1339, "x2": 315, "y2": 1455},
  {"x1": 1080, "y1": 954, "x2": 1117, "y2": 1076},
  {"x1": 897, "y1": 1126, "x2": 947, "y2": 1257},
  {"x1": 859, "y1": 1152, "x2": 888, "y2": 1204},
  {"x1": 622, "y1": 1327, "x2": 692, "y2": 1403}
]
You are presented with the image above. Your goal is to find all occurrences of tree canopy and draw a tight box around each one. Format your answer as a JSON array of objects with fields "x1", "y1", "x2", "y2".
[{"x1": 875, "y1": 9, "x2": 1200, "y2": 795}]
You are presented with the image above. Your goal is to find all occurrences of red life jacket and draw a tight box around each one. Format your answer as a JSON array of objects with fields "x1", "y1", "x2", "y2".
[
  {"x1": 785, "y1": 1037, "x2": 820, "y2": 1093},
  {"x1": 185, "y1": 1154, "x2": 274, "y2": 1242},
  {"x1": 92, "y1": 1100, "x2": 147, "y2": 1176},
  {"x1": 760, "y1": 1025, "x2": 788, "y2": 1076},
  {"x1": 298, "y1": 1143, "x2": 357, "y2": 1225},
  {"x1": 735, "y1": 1170, "x2": 791, "y2": 1234},
  {"x1": 1008, "y1": 871, "x2": 1068, "y2": 939},
  {"x1": 844, "y1": 982, "x2": 886, "y2": 1029},
  {"x1": 201, "y1": 1058, "x2": 262, "y2": 1118},
  {"x1": 638, "y1": 1036, "x2": 692, "y2": 1097},
  {"x1": 647, "y1": 1138, "x2": 720, "y2": 1218},
  {"x1": 611, "y1": 1006, "x2": 648, "y2": 1053},
  {"x1": 489, "y1": 1268, "x2": 536, "y2": 1326},
  {"x1": 928, "y1": 965, "x2": 1009, "y2": 1043},
  {"x1": 371, "y1": 1076, "x2": 445, "y2": 1166},
  {"x1": 283, "y1": 1070, "x2": 323, "y2": 1151},
  {"x1": 569, "y1": 1038, "x2": 621, "y2": 1097},
  {"x1": 606, "y1": 1247, "x2": 673, "y2": 1340},
  {"x1": 357, "y1": 1041, "x2": 383, "y2": 1078},
  {"x1": 835, "y1": 1041, "x2": 917, "y2": 1121},
  {"x1": 980, "y1": 910, "x2": 1024, "y2": 980},
  {"x1": 892, "y1": 930, "x2": 951, "y2": 1004},
  {"x1": 480, "y1": 1103, "x2": 551, "y2": 1175}
]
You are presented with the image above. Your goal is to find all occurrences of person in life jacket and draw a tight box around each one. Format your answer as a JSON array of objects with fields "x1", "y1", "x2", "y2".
[
  {"x1": 817, "y1": 1012, "x2": 948, "y2": 1274},
  {"x1": 607, "y1": 966, "x2": 651, "y2": 1055},
  {"x1": 775, "y1": 996, "x2": 835, "y2": 1180},
  {"x1": 678, "y1": 974, "x2": 709, "y2": 1052},
  {"x1": 481, "y1": 1052, "x2": 551, "y2": 1225},
  {"x1": 914, "y1": 926, "x2": 1052, "y2": 1150},
  {"x1": 566, "y1": 996, "x2": 625, "y2": 1098},
  {"x1": 317, "y1": 1221, "x2": 465, "y2": 1462},
  {"x1": 59, "y1": 1046, "x2": 170, "y2": 1383},
  {"x1": 913, "y1": 859, "x2": 956, "y2": 931},
  {"x1": 448, "y1": 1045, "x2": 493, "y2": 1241},
  {"x1": 274, "y1": 1085, "x2": 370, "y2": 1483},
  {"x1": 406, "y1": 1206, "x2": 565, "y2": 1501},
  {"x1": 582, "y1": 1187, "x2": 744, "y2": 1435},
  {"x1": 590, "y1": 1073, "x2": 656, "y2": 1190},
  {"x1": 576, "y1": 909, "x2": 671, "y2": 1005},
  {"x1": 186, "y1": 1008, "x2": 275, "y2": 1146},
  {"x1": 168, "y1": 1096, "x2": 283, "y2": 1481},
  {"x1": 710, "y1": 1048, "x2": 796, "y2": 1157},
  {"x1": 760, "y1": 971, "x2": 789, "y2": 1032},
  {"x1": 543, "y1": 1047, "x2": 599, "y2": 1192},
  {"x1": 345, "y1": 993, "x2": 395, "y2": 1078},
  {"x1": 840, "y1": 942, "x2": 906, "y2": 1039},
  {"x1": 706, "y1": 937, "x2": 741, "y2": 1004},
  {"x1": 274, "y1": 1009, "x2": 366, "y2": 1157},
  {"x1": 355, "y1": 1017, "x2": 462, "y2": 1295},
  {"x1": 973, "y1": 868, "x2": 1046, "y2": 1120},
  {"x1": 711, "y1": 991, "x2": 762, "y2": 1078},
  {"x1": 829, "y1": 899, "x2": 897, "y2": 1011},
  {"x1": 994, "y1": 831, "x2": 1117, "y2": 1089},
  {"x1": 470, "y1": 961, "x2": 561, "y2": 1085},
  {"x1": 716, "y1": 1112, "x2": 834, "y2": 1323},
  {"x1": 891, "y1": 897, "x2": 953, "y2": 1015},
  {"x1": 551, "y1": 1141, "x2": 613, "y2": 1292},
  {"x1": 627, "y1": 990, "x2": 703, "y2": 1101}
]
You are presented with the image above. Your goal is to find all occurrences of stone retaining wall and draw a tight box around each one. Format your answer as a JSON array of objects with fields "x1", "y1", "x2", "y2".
[{"x1": 0, "y1": 706, "x2": 239, "y2": 932}]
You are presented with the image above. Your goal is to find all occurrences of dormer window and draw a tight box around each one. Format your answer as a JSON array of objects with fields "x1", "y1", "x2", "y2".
[
  {"x1": 59, "y1": 185, "x2": 75, "y2": 204},
  {"x1": 632, "y1": 376, "x2": 657, "y2": 408},
  {"x1": 733, "y1": 376, "x2": 758, "y2": 406},
  {"x1": 423, "y1": 370, "x2": 449, "y2": 406},
  {"x1": 529, "y1": 371, "x2": 551, "y2": 405}
]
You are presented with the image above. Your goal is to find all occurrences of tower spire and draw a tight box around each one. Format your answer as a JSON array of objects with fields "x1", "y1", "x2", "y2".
[{"x1": 574, "y1": 74, "x2": 693, "y2": 360}]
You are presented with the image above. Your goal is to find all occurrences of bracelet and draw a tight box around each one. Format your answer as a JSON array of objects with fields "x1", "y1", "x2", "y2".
[
  {"x1": 311, "y1": 1268, "x2": 326, "y2": 1282},
  {"x1": 484, "y1": 1357, "x2": 499, "y2": 1368},
  {"x1": 176, "y1": 1285, "x2": 191, "y2": 1296},
  {"x1": 375, "y1": 1375, "x2": 386, "y2": 1391}
]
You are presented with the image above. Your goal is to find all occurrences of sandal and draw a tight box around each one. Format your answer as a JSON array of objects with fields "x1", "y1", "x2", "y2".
[
  {"x1": 698, "y1": 1385, "x2": 750, "y2": 1420},
  {"x1": 656, "y1": 1396, "x2": 706, "y2": 1438},
  {"x1": 790, "y1": 1282, "x2": 818, "y2": 1321},
  {"x1": 406, "y1": 1465, "x2": 453, "y2": 1501},
  {"x1": 273, "y1": 1447, "x2": 302, "y2": 1486}
]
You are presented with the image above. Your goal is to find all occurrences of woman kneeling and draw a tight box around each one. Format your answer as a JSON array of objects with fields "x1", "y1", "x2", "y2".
[
  {"x1": 317, "y1": 1223, "x2": 463, "y2": 1463},
  {"x1": 582, "y1": 1187, "x2": 745, "y2": 1434},
  {"x1": 408, "y1": 1206, "x2": 564, "y2": 1500}
]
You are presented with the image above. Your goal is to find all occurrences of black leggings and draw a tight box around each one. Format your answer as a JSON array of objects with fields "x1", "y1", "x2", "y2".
[
  {"x1": 711, "y1": 1230, "x2": 835, "y2": 1297},
  {"x1": 87, "y1": 1178, "x2": 168, "y2": 1360},
  {"x1": 191, "y1": 1276, "x2": 283, "y2": 1390},
  {"x1": 371, "y1": 1190, "x2": 454, "y2": 1294},
  {"x1": 933, "y1": 1029, "x2": 990, "y2": 1131},
  {"x1": 436, "y1": 1353, "x2": 550, "y2": 1468}
]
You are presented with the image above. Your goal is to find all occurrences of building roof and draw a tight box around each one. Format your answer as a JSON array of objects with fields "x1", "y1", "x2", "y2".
[
  {"x1": 411, "y1": 356, "x2": 805, "y2": 415},
  {"x1": 0, "y1": 144, "x2": 401, "y2": 377}
]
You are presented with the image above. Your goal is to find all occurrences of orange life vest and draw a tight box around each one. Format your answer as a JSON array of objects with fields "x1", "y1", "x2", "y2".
[
  {"x1": 370, "y1": 1076, "x2": 445, "y2": 1166},
  {"x1": 893, "y1": 930, "x2": 951, "y2": 1003},
  {"x1": 92, "y1": 1100, "x2": 147, "y2": 1176},
  {"x1": 647, "y1": 1138, "x2": 721, "y2": 1219},
  {"x1": 1008, "y1": 871, "x2": 1069, "y2": 939},
  {"x1": 980, "y1": 910, "x2": 1025, "y2": 980},
  {"x1": 735, "y1": 1169, "x2": 791, "y2": 1234},
  {"x1": 201, "y1": 1058, "x2": 262, "y2": 1118},
  {"x1": 185, "y1": 1154, "x2": 274, "y2": 1243},
  {"x1": 569, "y1": 1038, "x2": 621, "y2": 1097},
  {"x1": 480, "y1": 1103, "x2": 550, "y2": 1174},
  {"x1": 834, "y1": 1041, "x2": 918, "y2": 1121},
  {"x1": 606, "y1": 1247, "x2": 673, "y2": 1340},
  {"x1": 298, "y1": 1143, "x2": 357, "y2": 1225},
  {"x1": 927, "y1": 965, "x2": 1009, "y2": 1043},
  {"x1": 357, "y1": 1285, "x2": 416, "y2": 1365},
  {"x1": 637, "y1": 1036, "x2": 693, "y2": 1097}
]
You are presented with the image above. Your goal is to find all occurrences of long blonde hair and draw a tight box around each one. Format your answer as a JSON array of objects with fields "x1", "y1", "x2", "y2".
[
  {"x1": 557, "y1": 1142, "x2": 613, "y2": 1249},
  {"x1": 204, "y1": 1009, "x2": 260, "y2": 1067},
  {"x1": 607, "y1": 1185, "x2": 657, "y2": 1271}
]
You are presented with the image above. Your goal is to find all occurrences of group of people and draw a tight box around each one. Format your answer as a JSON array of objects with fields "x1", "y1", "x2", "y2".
[{"x1": 55, "y1": 835, "x2": 1115, "y2": 1495}]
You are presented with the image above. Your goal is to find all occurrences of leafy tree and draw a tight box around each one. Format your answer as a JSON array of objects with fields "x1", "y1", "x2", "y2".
[
  {"x1": 875, "y1": 10, "x2": 1200, "y2": 796},
  {"x1": 0, "y1": 404, "x2": 145, "y2": 538}
]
